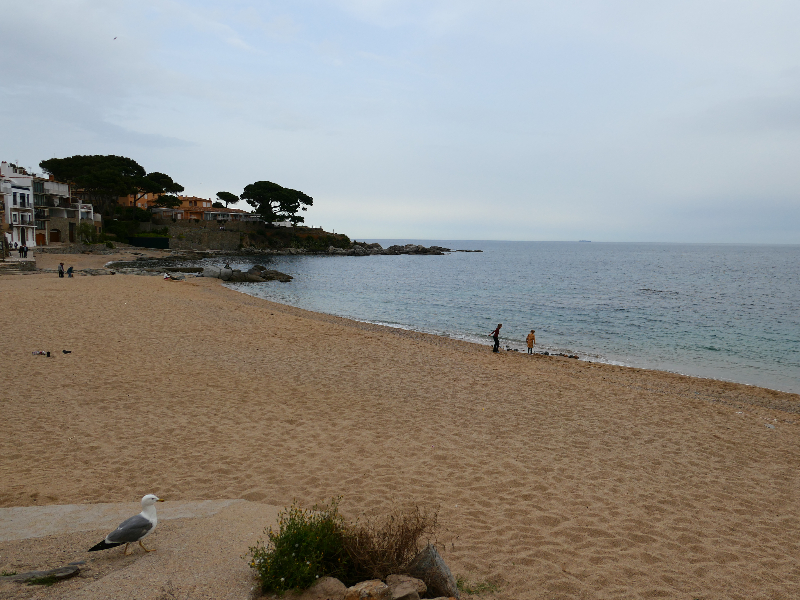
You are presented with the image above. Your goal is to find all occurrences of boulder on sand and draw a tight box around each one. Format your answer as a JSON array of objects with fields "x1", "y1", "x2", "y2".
[
  {"x1": 407, "y1": 544, "x2": 459, "y2": 599},
  {"x1": 386, "y1": 574, "x2": 426, "y2": 600},
  {"x1": 287, "y1": 576, "x2": 347, "y2": 600},
  {"x1": 343, "y1": 579, "x2": 391, "y2": 600}
]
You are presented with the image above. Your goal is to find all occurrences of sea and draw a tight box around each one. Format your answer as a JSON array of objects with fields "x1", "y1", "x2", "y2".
[{"x1": 214, "y1": 241, "x2": 800, "y2": 394}]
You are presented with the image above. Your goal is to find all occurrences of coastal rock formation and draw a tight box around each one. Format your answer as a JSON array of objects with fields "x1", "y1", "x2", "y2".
[
  {"x1": 343, "y1": 580, "x2": 391, "y2": 600},
  {"x1": 330, "y1": 242, "x2": 461, "y2": 256},
  {"x1": 202, "y1": 264, "x2": 292, "y2": 283},
  {"x1": 407, "y1": 544, "x2": 460, "y2": 599},
  {"x1": 383, "y1": 244, "x2": 451, "y2": 255}
]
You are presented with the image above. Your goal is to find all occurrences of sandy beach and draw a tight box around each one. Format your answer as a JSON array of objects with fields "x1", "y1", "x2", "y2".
[{"x1": 1, "y1": 253, "x2": 799, "y2": 599}]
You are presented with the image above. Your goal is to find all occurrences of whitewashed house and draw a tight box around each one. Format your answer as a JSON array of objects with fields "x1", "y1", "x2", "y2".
[{"x1": 1, "y1": 161, "x2": 36, "y2": 249}]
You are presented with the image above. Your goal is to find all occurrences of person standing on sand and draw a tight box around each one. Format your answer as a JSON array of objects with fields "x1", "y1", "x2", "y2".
[
  {"x1": 58, "y1": 262, "x2": 64, "y2": 278},
  {"x1": 526, "y1": 329, "x2": 536, "y2": 354},
  {"x1": 489, "y1": 323, "x2": 502, "y2": 353},
  {"x1": 67, "y1": 266, "x2": 74, "y2": 278}
]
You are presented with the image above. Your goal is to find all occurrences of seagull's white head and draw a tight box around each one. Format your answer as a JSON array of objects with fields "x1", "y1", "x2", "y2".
[{"x1": 141, "y1": 494, "x2": 164, "y2": 507}]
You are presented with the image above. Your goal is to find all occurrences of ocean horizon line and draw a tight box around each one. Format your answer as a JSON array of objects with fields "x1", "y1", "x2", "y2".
[{"x1": 360, "y1": 238, "x2": 800, "y2": 246}]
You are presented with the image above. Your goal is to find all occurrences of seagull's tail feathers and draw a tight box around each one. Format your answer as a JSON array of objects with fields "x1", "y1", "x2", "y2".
[{"x1": 88, "y1": 540, "x2": 123, "y2": 552}]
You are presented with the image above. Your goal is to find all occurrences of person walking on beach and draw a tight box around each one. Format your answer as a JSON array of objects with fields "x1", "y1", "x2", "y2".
[
  {"x1": 526, "y1": 329, "x2": 536, "y2": 354},
  {"x1": 58, "y1": 262, "x2": 64, "y2": 278},
  {"x1": 66, "y1": 266, "x2": 74, "y2": 278},
  {"x1": 489, "y1": 323, "x2": 502, "y2": 353}
]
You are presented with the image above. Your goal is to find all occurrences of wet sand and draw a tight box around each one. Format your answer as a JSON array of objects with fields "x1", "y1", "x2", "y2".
[{"x1": 1, "y1": 258, "x2": 798, "y2": 599}]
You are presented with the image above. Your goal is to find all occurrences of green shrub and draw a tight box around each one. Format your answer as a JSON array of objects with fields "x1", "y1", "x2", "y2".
[
  {"x1": 249, "y1": 500, "x2": 439, "y2": 594},
  {"x1": 249, "y1": 498, "x2": 351, "y2": 594}
]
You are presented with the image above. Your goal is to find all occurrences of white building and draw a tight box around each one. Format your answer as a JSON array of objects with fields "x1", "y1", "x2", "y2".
[{"x1": 1, "y1": 161, "x2": 36, "y2": 249}]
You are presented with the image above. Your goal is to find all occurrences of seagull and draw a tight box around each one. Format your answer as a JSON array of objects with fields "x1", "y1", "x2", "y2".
[{"x1": 88, "y1": 494, "x2": 164, "y2": 555}]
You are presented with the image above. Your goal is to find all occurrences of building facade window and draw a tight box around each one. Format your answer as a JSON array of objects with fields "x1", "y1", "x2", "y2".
[
  {"x1": 12, "y1": 213, "x2": 18, "y2": 223},
  {"x1": 12, "y1": 192, "x2": 17, "y2": 205}
]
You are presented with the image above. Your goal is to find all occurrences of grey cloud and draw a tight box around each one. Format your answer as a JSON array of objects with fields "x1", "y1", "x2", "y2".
[{"x1": 0, "y1": 87, "x2": 194, "y2": 149}]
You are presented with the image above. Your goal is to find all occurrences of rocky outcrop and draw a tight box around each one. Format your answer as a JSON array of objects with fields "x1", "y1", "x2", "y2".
[
  {"x1": 330, "y1": 243, "x2": 465, "y2": 256},
  {"x1": 202, "y1": 264, "x2": 292, "y2": 283},
  {"x1": 407, "y1": 545, "x2": 459, "y2": 599},
  {"x1": 382, "y1": 244, "x2": 451, "y2": 255}
]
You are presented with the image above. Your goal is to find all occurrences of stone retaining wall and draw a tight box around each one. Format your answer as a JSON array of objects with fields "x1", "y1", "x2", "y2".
[{"x1": 167, "y1": 226, "x2": 241, "y2": 251}]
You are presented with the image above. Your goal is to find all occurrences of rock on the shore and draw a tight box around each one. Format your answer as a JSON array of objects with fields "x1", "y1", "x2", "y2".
[
  {"x1": 382, "y1": 244, "x2": 450, "y2": 255},
  {"x1": 336, "y1": 242, "x2": 452, "y2": 256},
  {"x1": 344, "y1": 579, "x2": 392, "y2": 600},
  {"x1": 407, "y1": 544, "x2": 459, "y2": 599},
  {"x1": 1, "y1": 565, "x2": 80, "y2": 583},
  {"x1": 202, "y1": 265, "x2": 292, "y2": 283},
  {"x1": 287, "y1": 576, "x2": 347, "y2": 600},
  {"x1": 386, "y1": 574, "x2": 426, "y2": 600}
]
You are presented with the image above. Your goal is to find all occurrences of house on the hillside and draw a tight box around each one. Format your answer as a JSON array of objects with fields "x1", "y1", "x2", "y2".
[
  {"x1": 36, "y1": 179, "x2": 102, "y2": 245},
  {"x1": 203, "y1": 206, "x2": 264, "y2": 223},
  {"x1": 33, "y1": 176, "x2": 70, "y2": 244},
  {"x1": 119, "y1": 193, "x2": 213, "y2": 220}
]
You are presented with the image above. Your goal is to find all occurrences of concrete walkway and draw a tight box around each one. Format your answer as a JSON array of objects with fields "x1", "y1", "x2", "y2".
[
  {"x1": 0, "y1": 500, "x2": 280, "y2": 599},
  {"x1": 0, "y1": 499, "x2": 244, "y2": 542}
]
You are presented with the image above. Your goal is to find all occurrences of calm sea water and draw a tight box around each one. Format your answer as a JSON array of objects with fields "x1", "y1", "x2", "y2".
[{"x1": 219, "y1": 242, "x2": 800, "y2": 394}]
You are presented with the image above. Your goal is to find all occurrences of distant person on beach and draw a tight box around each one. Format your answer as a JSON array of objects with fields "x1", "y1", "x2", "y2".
[
  {"x1": 58, "y1": 262, "x2": 64, "y2": 278},
  {"x1": 489, "y1": 323, "x2": 502, "y2": 353},
  {"x1": 23, "y1": 245, "x2": 28, "y2": 258},
  {"x1": 526, "y1": 330, "x2": 536, "y2": 354},
  {"x1": 67, "y1": 266, "x2": 74, "y2": 278}
]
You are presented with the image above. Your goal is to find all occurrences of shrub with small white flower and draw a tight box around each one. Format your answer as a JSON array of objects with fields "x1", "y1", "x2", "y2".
[{"x1": 248, "y1": 498, "x2": 351, "y2": 594}]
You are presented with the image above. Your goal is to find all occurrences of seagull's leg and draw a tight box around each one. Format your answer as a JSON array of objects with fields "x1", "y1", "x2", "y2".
[
  {"x1": 123, "y1": 543, "x2": 131, "y2": 555},
  {"x1": 139, "y1": 540, "x2": 155, "y2": 553}
]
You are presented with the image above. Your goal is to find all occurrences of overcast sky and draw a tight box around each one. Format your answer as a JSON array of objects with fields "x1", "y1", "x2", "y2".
[{"x1": 2, "y1": 1, "x2": 799, "y2": 242}]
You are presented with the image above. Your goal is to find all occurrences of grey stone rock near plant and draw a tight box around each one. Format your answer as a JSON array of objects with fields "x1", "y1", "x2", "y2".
[
  {"x1": 343, "y1": 579, "x2": 392, "y2": 600},
  {"x1": 288, "y1": 576, "x2": 347, "y2": 600},
  {"x1": 385, "y1": 579, "x2": 421, "y2": 600},
  {"x1": 407, "y1": 544, "x2": 460, "y2": 599},
  {"x1": 386, "y1": 574, "x2": 426, "y2": 598}
]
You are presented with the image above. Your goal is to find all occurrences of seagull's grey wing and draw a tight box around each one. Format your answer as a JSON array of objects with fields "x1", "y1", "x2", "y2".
[{"x1": 105, "y1": 514, "x2": 153, "y2": 544}]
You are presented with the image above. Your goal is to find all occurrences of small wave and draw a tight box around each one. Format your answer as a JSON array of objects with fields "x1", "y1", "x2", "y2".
[{"x1": 639, "y1": 288, "x2": 679, "y2": 295}]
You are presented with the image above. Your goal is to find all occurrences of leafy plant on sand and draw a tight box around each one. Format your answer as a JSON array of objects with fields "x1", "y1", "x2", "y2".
[
  {"x1": 249, "y1": 498, "x2": 351, "y2": 594},
  {"x1": 343, "y1": 504, "x2": 439, "y2": 582}
]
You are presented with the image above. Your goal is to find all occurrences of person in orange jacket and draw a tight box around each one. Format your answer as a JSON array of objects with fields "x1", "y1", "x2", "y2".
[{"x1": 526, "y1": 329, "x2": 536, "y2": 354}]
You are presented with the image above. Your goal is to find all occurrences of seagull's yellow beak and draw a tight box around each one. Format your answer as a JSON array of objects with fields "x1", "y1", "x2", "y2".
[{"x1": 157, "y1": 498, "x2": 165, "y2": 502}]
